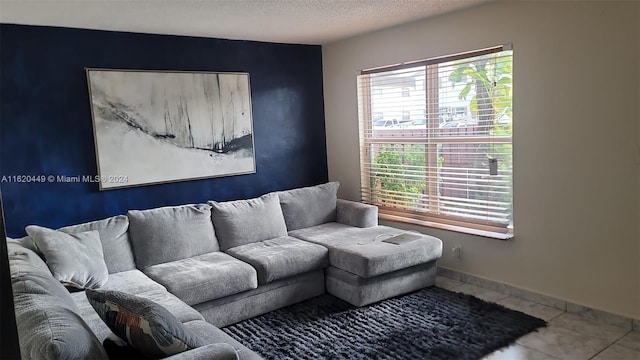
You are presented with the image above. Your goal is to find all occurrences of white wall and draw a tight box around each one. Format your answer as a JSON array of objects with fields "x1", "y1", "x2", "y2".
[{"x1": 323, "y1": 1, "x2": 640, "y2": 318}]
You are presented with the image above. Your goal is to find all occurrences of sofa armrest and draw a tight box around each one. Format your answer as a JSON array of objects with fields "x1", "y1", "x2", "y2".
[
  {"x1": 336, "y1": 199, "x2": 378, "y2": 228},
  {"x1": 164, "y1": 343, "x2": 239, "y2": 360}
]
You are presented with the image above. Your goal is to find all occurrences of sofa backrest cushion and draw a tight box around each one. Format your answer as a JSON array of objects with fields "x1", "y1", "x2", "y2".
[
  {"x1": 127, "y1": 204, "x2": 219, "y2": 269},
  {"x1": 9, "y1": 245, "x2": 108, "y2": 360},
  {"x1": 7, "y1": 235, "x2": 39, "y2": 253},
  {"x1": 59, "y1": 215, "x2": 135, "y2": 274},
  {"x1": 7, "y1": 238, "x2": 49, "y2": 272},
  {"x1": 277, "y1": 182, "x2": 340, "y2": 231},
  {"x1": 25, "y1": 225, "x2": 109, "y2": 289},
  {"x1": 209, "y1": 193, "x2": 288, "y2": 251}
]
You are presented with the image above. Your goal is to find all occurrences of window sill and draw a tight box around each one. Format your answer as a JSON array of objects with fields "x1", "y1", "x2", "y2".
[{"x1": 379, "y1": 213, "x2": 514, "y2": 240}]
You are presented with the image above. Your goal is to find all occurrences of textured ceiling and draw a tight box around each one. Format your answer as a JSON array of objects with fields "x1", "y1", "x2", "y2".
[{"x1": 0, "y1": 0, "x2": 487, "y2": 44}]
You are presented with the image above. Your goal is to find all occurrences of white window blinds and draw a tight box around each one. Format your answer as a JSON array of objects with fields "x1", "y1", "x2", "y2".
[{"x1": 357, "y1": 46, "x2": 513, "y2": 239}]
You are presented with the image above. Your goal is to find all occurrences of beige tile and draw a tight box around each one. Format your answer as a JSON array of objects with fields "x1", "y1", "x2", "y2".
[
  {"x1": 516, "y1": 325, "x2": 611, "y2": 360},
  {"x1": 616, "y1": 330, "x2": 640, "y2": 351},
  {"x1": 435, "y1": 276, "x2": 463, "y2": 290},
  {"x1": 451, "y1": 284, "x2": 510, "y2": 303},
  {"x1": 550, "y1": 313, "x2": 630, "y2": 343},
  {"x1": 482, "y1": 344, "x2": 560, "y2": 360},
  {"x1": 496, "y1": 296, "x2": 564, "y2": 321},
  {"x1": 591, "y1": 344, "x2": 640, "y2": 360}
]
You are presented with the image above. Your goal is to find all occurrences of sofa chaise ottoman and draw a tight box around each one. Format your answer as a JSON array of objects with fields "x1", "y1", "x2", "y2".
[{"x1": 290, "y1": 223, "x2": 443, "y2": 306}]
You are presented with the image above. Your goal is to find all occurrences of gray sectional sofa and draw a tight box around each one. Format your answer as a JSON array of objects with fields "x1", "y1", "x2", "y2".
[{"x1": 7, "y1": 182, "x2": 443, "y2": 359}]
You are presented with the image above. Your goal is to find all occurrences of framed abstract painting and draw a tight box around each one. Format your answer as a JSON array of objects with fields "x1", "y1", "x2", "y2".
[{"x1": 86, "y1": 69, "x2": 255, "y2": 190}]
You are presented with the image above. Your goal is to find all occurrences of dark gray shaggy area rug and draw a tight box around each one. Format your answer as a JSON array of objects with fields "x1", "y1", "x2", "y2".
[{"x1": 223, "y1": 287, "x2": 546, "y2": 360}]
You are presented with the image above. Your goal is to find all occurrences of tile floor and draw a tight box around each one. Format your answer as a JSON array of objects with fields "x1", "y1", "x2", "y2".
[{"x1": 435, "y1": 276, "x2": 640, "y2": 360}]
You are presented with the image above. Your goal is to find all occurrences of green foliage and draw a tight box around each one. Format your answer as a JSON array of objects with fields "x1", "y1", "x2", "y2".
[
  {"x1": 373, "y1": 144, "x2": 426, "y2": 205},
  {"x1": 448, "y1": 53, "x2": 513, "y2": 128}
]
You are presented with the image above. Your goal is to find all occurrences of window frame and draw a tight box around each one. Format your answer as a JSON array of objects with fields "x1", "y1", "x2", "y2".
[{"x1": 358, "y1": 45, "x2": 514, "y2": 240}]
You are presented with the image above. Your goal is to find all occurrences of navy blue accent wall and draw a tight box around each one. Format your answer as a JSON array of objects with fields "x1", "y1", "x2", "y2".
[{"x1": 0, "y1": 24, "x2": 327, "y2": 237}]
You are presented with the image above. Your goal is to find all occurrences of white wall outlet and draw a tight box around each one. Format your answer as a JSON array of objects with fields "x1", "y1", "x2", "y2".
[{"x1": 452, "y1": 246, "x2": 463, "y2": 258}]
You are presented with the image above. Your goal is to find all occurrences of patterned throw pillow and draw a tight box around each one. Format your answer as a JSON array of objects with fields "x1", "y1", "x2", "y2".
[{"x1": 86, "y1": 289, "x2": 206, "y2": 359}]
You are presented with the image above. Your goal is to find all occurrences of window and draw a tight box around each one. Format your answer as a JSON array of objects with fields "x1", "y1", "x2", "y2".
[{"x1": 357, "y1": 45, "x2": 513, "y2": 239}]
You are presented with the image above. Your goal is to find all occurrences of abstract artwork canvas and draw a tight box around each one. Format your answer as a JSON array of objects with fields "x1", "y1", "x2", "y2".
[{"x1": 86, "y1": 69, "x2": 255, "y2": 190}]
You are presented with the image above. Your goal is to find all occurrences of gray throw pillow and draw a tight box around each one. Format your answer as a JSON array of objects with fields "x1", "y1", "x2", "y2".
[
  {"x1": 209, "y1": 193, "x2": 288, "y2": 251},
  {"x1": 127, "y1": 204, "x2": 219, "y2": 269},
  {"x1": 25, "y1": 225, "x2": 109, "y2": 289},
  {"x1": 277, "y1": 182, "x2": 340, "y2": 231},
  {"x1": 86, "y1": 289, "x2": 206, "y2": 359},
  {"x1": 59, "y1": 215, "x2": 135, "y2": 274}
]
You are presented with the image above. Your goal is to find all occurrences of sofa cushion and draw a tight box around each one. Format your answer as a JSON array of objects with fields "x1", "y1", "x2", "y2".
[
  {"x1": 26, "y1": 225, "x2": 109, "y2": 289},
  {"x1": 226, "y1": 236, "x2": 328, "y2": 285},
  {"x1": 139, "y1": 289, "x2": 205, "y2": 323},
  {"x1": 86, "y1": 289, "x2": 207, "y2": 359},
  {"x1": 143, "y1": 252, "x2": 258, "y2": 305},
  {"x1": 209, "y1": 193, "x2": 288, "y2": 251},
  {"x1": 336, "y1": 199, "x2": 379, "y2": 228},
  {"x1": 70, "y1": 291, "x2": 114, "y2": 343},
  {"x1": 289, "y1": 223, "x2": 443, "y2": 278},
  {"x1": 183, "y1": 320, "x2": 263, "y2": 360},
  {"x1": 277, "y1": 181, "x2": 339, "y2": 231},
  {"x1": 102, "y1": 269, "x2": 167, "y2": 294},
  {"x1": 9, "y1": 245, "x2": 78, "y2": 310},
  {"x1": 128, "y1": 204, "x2": 219, "y2": 269},
  {"x1": 7, "y1": 235, "x2": 38, "y2": 253},
  {"x1": 59, "y1": 215, "x2": 135, "y2": 274},
  {"x1": 7, "y1": 239, "x2": 49, "y2": 272},
  {"x1": 9, "y1": 246, "x2": 108, "y2": 360}
]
